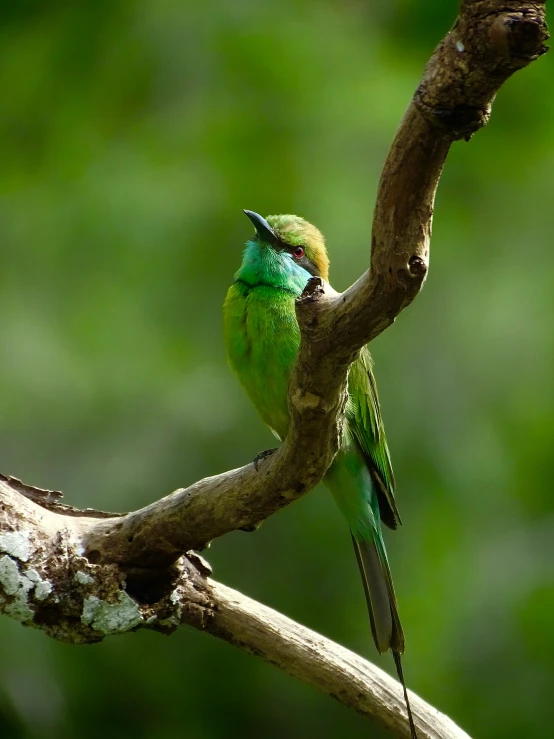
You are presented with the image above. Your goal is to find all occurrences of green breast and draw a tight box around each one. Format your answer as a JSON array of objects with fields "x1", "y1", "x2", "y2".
[{"x1": 223, "y1": 281, "x2": 300, "y2": 439}]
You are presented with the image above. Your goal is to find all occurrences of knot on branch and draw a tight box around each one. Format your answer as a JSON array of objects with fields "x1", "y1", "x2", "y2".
[
  {"x1": 408, "y1": 255, "x2": 427, "y2": 278},
  {"x1": 415, "y1": 5, "x2": 549, "y2": 140},
  {"x1": 424, "y1": 104, "x2": 490, "y2": 140},
  {"x1": 295, "y1": 276, "x2": 328, "y2": 340},
  {"x1": 489, "y1": 13, "x2": 549, "y2": 66},
  {"x1": 298, "y1": 276, "x2": 325, "y2": 305}
]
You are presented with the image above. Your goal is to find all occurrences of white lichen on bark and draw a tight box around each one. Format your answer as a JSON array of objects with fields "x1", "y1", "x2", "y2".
[
  {"x1": 81, "y1": 592, "x2": 144, "y2": 634},
  {"x1": 0, "y1": 531, "x2": 32, "y2": 561},
  {"x1": 0, "y1": 555, "x2": 40, "y2": 622},
  {"x1": 74, "y1": 570, "x2": 95, "y2": 585},
  {"x1": 25, "y1": 569, "x2": 53, "y2": 600}
]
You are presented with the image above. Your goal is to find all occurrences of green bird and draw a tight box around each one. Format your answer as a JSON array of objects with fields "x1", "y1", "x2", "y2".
[{"x1": 224, "y1": 210, "x2": 417, "y2": 737}]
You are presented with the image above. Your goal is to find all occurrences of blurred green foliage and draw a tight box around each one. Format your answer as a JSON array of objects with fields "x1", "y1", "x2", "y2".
[{"x1": 0, "y1": 1, "x2": 553, "y2": 737}]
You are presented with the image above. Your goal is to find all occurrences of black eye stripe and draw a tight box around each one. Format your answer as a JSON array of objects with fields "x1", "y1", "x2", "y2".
[
  {"x1": 275, "y1": 237, "x2": 320, "y2": 276},
  {"x1": 298, "y1": 255, "x2": 320, "y2": 276}
]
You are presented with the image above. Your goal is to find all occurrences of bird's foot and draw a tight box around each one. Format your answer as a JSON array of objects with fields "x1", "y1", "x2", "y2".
[{"x1": 253, "y1": 448, "x2": 277, "y2": 471}]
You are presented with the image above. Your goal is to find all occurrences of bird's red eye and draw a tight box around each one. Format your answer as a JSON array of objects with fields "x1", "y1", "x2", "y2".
[{"x1": 293, "y1": 246, "x2": 305, "y2": 258}]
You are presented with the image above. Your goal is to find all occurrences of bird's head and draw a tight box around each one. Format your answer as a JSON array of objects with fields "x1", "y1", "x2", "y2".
[{"x1": 236, "y1": 210, "x2": 329, "y2": 293}]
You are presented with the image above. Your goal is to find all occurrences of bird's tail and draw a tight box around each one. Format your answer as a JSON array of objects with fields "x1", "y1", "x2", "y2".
[{"x1": 351, "y1": 535, "x2": 418, "y2": 739}]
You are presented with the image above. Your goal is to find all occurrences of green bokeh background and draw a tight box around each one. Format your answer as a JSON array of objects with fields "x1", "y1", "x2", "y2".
[{"x1": 1, "y1": 1, "x2": 553, "y2": 737}]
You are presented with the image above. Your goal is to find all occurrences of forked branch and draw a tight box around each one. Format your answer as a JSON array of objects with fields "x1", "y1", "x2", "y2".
[{"x1": 0, "y1": 3, "x2": 548, "y2": 739}]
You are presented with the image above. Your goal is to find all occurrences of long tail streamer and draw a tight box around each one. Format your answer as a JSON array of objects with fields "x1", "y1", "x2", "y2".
[{"x1": 393, "y1": 650, "x2": 418, "y2": 739}]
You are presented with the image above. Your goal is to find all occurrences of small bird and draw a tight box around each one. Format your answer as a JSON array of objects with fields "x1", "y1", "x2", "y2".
[{"x1": 223, "y1": 210, "x2": 417, "y2": 738}]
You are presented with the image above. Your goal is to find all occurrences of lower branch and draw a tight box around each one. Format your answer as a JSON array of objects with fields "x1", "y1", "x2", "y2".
[
  {"x1": 210, "y1": 581, "x2": 470, "y2": 739},
  {"x1": 0, "y1": 479, "x2": 469, "y2": 739}
]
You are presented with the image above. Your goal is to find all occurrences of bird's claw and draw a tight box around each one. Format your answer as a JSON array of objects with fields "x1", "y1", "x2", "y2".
[{"x1": 253, "y1": 448, "x2": 277, "y2": 471}]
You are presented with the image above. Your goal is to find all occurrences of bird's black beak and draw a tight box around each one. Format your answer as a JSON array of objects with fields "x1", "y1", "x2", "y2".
[{"x1": 243, "y1": 210, "x2": 276, "y2": 244}]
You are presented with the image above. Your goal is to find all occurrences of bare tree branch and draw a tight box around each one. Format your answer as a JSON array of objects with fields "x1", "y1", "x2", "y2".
[
  {"x1": 76, "y1": 0, "x2": 548, "y2": 566},
  {"x1": 0, "y1": 2, "x2": 548, "y2": 738},
  {"x1": 0, "y1": 477, "x2": 468, "y2": 739},
  {"x1": 209, "y1": 581, "x2": 471, "y2": 739}
]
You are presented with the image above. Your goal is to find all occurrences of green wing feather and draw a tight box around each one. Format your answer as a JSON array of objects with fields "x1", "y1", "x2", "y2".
[{"x1": 347, "y1": 347, "x2": 401, "y2": 530}]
